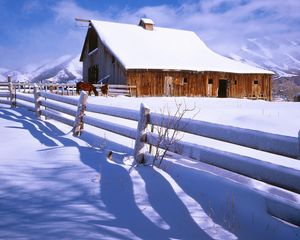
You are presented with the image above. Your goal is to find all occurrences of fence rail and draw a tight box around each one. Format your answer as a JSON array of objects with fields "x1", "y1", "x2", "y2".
[
  {"x1": 1, "y1": 81, "x2": 299, "y2": 162},
  {"x1": 40, "y1": 91, "x2": 78, "y2": 106},
  {"x1": 41, "y1": 100, "x2": 77, "y2": 117},
  {"x1": 0, "y1": 80, "x2": 300, "y2": 227},
  {"x1": 84, "y1": 115, "x2": 137, "y2": 139},
  {"x1": 41, "y1": 109, "x2": 75, "y2": 127},
  {"x1": 0, "y1": 92, "x2": 10, "y2": 98},
  {"x1": 149, "y1": 112, "x2": 298, "y2": 159},
  {"x1": 10, "y1": 82, "x2": 137, "y2": 97},
  {"x1": 0, "y1": 81, "x2": 11, "y2": 106},
  {"x1": 86, "y1": 103, "x2": 139, "y2": 121},
  {"x1": 16, "y1": 92, "x2": 35, "y2": 104},
  {"x1": 0, "y1": 99, "x2": 11, "y2": 105}
]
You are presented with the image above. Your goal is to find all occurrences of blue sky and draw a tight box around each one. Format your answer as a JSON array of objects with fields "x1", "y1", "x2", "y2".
[{"x1": 0, "y1": 0, "x2": 299, "y2": 70}]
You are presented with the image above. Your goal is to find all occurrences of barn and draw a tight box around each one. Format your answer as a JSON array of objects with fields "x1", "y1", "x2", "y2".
[{"x1": 80, "y1": 18, "x2": 274, "y2": 100}]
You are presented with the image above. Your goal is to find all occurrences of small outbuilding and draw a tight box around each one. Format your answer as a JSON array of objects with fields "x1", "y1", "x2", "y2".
[{"x1": 80, "y1": 18, "x2": 274, "y2": 100}]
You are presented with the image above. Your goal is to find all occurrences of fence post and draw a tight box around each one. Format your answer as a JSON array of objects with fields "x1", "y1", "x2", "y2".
[
  {"x1": 7, "y1": 76, "x2": 16, "y2": 108},
  {"x1": 73, "y1": 91, "x2": 88, "y2": 136},
  {"x1": 148, "y1": 124, "x2": 155, "y2": 154},
  {"x1": 134, "y1": 103, "x2": 150, "y2": 164},
  {"x1": 34, "y1": 84, "x2": 41, "y2": 119}
]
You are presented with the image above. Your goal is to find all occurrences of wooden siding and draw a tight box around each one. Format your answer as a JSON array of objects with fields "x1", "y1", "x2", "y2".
[
  {"x1": 81, "y1": 26, "x2": 127, "y2": 85},
  {"x1": 127, "y1": 70, "x2": 272, "y2": 100},
  {"x1": 81, "y1": 26, "x2": 272, "y2": 100}
]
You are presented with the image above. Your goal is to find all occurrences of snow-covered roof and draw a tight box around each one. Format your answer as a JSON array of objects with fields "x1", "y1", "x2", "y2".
[
  {"x1": 90, "y1": 20, "x2": 274, "y2": 74},
  {"x1": 139, "y1": 18, "x2": 155, "y2": 25}
]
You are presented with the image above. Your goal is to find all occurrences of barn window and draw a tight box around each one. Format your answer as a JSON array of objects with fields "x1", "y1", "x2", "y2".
[
  {"x1": 112, "y1": 56, "x2": 115, "y2": 64},
  {"x1": 254, "y1": 80, "x2": 259, "y2": 84},
  {"x1": 234, "y1": 80, "x2": 237, "y2": 85},
  {"x1": 182, "y1": 77, "x2": 188, "y2": 85},
  {"x1": 208, "y1": 79, "x2": 213, "y2": 84}
]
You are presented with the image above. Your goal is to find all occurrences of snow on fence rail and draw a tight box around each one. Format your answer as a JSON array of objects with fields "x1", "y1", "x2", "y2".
[
  {"x1": 15, "y1": 92, "x2": 35, "y2": 112},
  {"x1": 0, "y1": 77, "x2": 16, "y2": 107},
  {"x1": 38, "y1": 91, "x2": 77, "y2": 127},
  {"x1": 0, "y1": 82, "x2": 10, "y2": 105},
  {"x1": 149, "y1": 113, "x2": 299, "y2": 159},
  {"x1": 1, "y1": 85, "x2": 300, "y2": 226}
]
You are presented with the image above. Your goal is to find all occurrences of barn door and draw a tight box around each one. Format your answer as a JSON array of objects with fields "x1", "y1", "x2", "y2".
[
  {"x1": 164, "y1": 76, "x2": 173, "y2": 96},
  {"x1": 207, "y1": 79, "x2": 213, "y2": 96},
  {"x1": 218, "y1": 79, "x2": 228, "y2": 98},
  {"x1": 252, "y1": 80, "x2": 261, "y2": 98}
]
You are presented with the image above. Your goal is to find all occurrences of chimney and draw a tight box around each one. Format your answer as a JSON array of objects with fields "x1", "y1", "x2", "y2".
[{"x1": 139, "y1": 18, "x2": 155, "y2": 31}]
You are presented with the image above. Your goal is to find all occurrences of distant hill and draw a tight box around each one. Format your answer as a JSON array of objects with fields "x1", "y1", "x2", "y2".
[
  {"x1": 0, "y1": 55, "x2": 82, "y2": 84},
  {"x1": 223, "y1": 37, "x2": 300, "y2": 100},
  {"x1": 226, "y1": 38, "x2": 300, "y2": 78}
]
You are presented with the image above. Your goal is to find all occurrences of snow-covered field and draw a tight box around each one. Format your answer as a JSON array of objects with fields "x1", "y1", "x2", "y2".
[
  {"x1": 0, "y1": 97, "x2": 299, "y2": 239},
  {"x1": 87, "y1": 96, "x2": 300, "y2": 136}
]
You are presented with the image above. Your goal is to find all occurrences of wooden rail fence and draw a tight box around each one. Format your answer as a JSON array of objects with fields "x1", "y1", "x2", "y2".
[
  {"x1": 9, "y1": 81, "x2": 137, "y2": 97},
  {"x1": 1, "y1": 81, "x2": 300, "y2": 227}
]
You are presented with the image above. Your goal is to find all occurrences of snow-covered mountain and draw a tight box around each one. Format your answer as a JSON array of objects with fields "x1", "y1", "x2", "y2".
[
  {"x1": 226, "y1": 37, "x2": 300, "y2": 78},
  {"x1": 215, "y1": 37, "x2": 300, "y2": 100},
  {"x1": 0, "y1": 68, "x2": 11, "y2": 82},
  {"x1": 0, "y1": 55, "x2": 82, "y2": 83}
]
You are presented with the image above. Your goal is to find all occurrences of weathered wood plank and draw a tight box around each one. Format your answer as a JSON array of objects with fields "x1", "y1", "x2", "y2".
[{"x1": 127, "y1": 70, "x2": 272, "y2": 100}]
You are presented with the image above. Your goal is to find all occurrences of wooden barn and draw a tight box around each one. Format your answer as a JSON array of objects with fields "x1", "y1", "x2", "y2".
[{"x1": 80, "y1": 18, "x2": 273, "y2": 100}]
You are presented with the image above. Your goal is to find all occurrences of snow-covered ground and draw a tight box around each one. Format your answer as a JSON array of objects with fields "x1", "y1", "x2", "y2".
[
  {"x1": 87, "y1": 96, "x2": 300, "y2": 137},
  {"x1": 0, "y1": 97, "x2": 300, "y2": 239}
]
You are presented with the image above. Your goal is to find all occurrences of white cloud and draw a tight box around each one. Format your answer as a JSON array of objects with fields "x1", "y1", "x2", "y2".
[
  {"x1": 22, "y1": 0, "x2": 43, "y2": 14},
  {"x1": 107, "y1": 0, "x2": 299, "y2": 55},
  {"x1": 2, "y1": 0, "x2": 299, "y2": 70},
  {"x1": 42, "y1": 0, "x2": 300, "y2": 56},
  {"x1": 51, "y1": 0, "x2": 102, "y2": 23}
]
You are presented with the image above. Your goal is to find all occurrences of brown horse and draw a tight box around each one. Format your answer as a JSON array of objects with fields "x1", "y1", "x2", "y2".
[
  {"x1": 100, "y1": 84, "x2": 109, "y2": 96},
  {"x1": 76, "y1": 82, "x2": 98, "y2": 96}
]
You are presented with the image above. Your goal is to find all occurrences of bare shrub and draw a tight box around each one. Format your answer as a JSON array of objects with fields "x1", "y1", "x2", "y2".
[{"x1": 151, "y1": 100, "x2": 197, "y2": 167}]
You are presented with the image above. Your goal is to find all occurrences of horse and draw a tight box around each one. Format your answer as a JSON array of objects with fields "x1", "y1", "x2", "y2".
[
  {"x1": 76, "y1": 82, "x2": 98, "y2": 96},
  {"x1": 100, "y1": 84, "x2": 109, "y2": 96}
]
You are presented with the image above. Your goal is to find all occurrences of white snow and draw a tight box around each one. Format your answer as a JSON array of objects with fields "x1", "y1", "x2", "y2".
[
  {"x1": 86, "y1": 96, "x2": 300, "y2": 137},
  {"x1": 0, "y1": 68, "x2": 9, "y2": 82},
  {"x1": 90, "y1": 20, "x2": 273, "y2": 74},
  {"x1": 0, "y1": 75, "x2": 5, "y2": 82},
  {"x1": 0, "y1": 97, "x2": 299, "y2": 239},
  {"x1": 33, "y1": 55, "x2": 73, "y2": 77},
  {"x1": 44, "y1": 55, "x2": 83, "y2": 83},
  {"x1": 2, "y1": 55, "x2": 82, "y2": 84},
  {"x1": 231, "y1": 38, "x2": 300, "y2": 78}
]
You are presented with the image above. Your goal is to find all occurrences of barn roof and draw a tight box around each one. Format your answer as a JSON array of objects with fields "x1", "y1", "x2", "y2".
[{"x1": 87, "y1": 19, "x2": 273, "y2": 74}]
